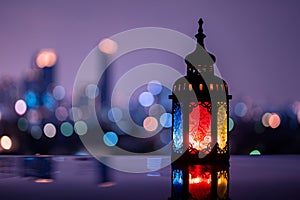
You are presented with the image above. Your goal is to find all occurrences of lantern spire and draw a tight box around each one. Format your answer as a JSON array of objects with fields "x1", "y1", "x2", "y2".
[{"x1": 195, "y1": 18, "x2": 206, "y2": 48}]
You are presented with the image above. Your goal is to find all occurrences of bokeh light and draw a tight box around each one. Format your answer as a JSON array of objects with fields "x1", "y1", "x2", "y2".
[
  {"x1": 249, "y1": 149, "x2": 261, "y2": 156},
  {"x1": 42, "y1": 92, "x2": 56, "y2": 109},
  {"x1": 43, "y1": 123, "x2": 56, "y2": 138},
  {"x1": 27, "y1": 109, "x2": 41, "y2": 124},
  {"x1": 269, "y1": 113, "x2": 281, "y2": 129},
  {"x1": 98, "y1": 38, "x2": 118, "y2": 54},
  {"x1": 0, "y1": 136, "x2": 12, "y2": 150},
  {"x1": 60, "y1": 122, "x2": 73, "y2": 137},
  {"x1": 74, "y1": 121, "x2": 88, "y2": 135},
  {"x1": 103, "y1": 131, "x2": 118, "y2": 146},
  {"x1": 24, "y1": 91, "x2": 38, "y2": 108},
  {"x1": 36, "y1": 49, "x2": 57, "y2": 68},
  {"x1": 228, "y1": 117, "x2": 234, "y2": 132},
  {"x1": 147, "y1": 80, "x2": 162, "y2": 95},
  {"x1": 17, "y1": 117, "x2": 28, "y2": 132},
  {"x1": 31, "y1": 125, "x2": 43, "y2": 140},
  {"x1": 149, "y1": 104, "x2": 165, "y2": 117},
  {"x1": 159, "y1": 113, "x2": 172, "y2": 128},
  {"x1": 108, "y1": 107, "x2": 123, "y2": 122},
  {"x1": 143, "y1": 116, "x2": 158, "y2": 132},
  {"x1": 55, "y1": 106, "x2": 69, "y2": 121},
  {"x1": 138, "y1": 92, "x2": 154, "y2": 107},
  {"x1": 261, "y1": 112, "x2": 272, "y2": 127},
  {"x1": 15, "y1": 99, "x2": 27, "y2": 115},
  {"x1": 52, "y1": 85, "x2": 66, "y2": 101},
  {"x1": 85, "y1": 84, "x2": 99, "y2": 99},
  {"x1": 234, "y1": 102, "x2": 248, "y2": 117},
  {"x1": 35, "y1": 179, "x2": 54, "y2": 183}
]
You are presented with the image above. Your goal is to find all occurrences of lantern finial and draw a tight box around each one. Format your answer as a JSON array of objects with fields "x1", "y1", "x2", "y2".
[{"x1": 195, "y1": 18, "x2": 206, "y2": 48}]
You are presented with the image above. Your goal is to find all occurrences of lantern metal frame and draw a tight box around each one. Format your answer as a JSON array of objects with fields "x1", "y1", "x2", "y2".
[{"x1": 170, "y1": 19, "x2": 232, "y2": 165}]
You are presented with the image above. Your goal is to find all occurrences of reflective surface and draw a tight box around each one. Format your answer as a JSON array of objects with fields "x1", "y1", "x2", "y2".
[{"x1": 0, "y1": 155, "x2": 299, "y2": 200}]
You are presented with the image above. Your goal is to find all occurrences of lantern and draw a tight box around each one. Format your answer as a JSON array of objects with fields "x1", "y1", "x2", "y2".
[
  {"x1": 169, "y1": 163, "x2": 229, "y2": 200},
  {"x1": 170, "y1": 19, "x2": 232, "y2": 164}
]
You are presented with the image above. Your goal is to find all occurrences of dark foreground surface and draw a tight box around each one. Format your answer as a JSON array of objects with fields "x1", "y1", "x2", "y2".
[{"x1": 0, "y1": 155, "x2": 299, "y2": 200}]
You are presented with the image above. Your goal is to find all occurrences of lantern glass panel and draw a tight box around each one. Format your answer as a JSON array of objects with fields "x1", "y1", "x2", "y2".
[
  {"x1": 189, "y1": 102, "x2": 212, "y2": 154},
  {"x1": 217, "y1": 102, "x2": 227, "y2": 153},
  {"x1": 173, "y1": 102, "x2": 183, "y2": 154},
  {"x1": 188, "y1": 165, "x2": 211, "y2": 199},
  {"x1": 217, "y1": 170, "x2": 229, "y2": 199}
]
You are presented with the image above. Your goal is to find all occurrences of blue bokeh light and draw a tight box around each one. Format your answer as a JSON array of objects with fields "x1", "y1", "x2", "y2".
[
  {"x1": 160, "y1": 113, "x2": 172, "y2": 128},
  {"x1": 234, "y1": 102, "x2": 248, "y2": 117},
  {"x1": 108, "y1": 107, "x2": 123, "y2": 122},
  {"x1": 138, "y1": 92, "x2": 154, "y2": 107},
  {"x1": 24, "y1": 91, "x2": 38, "y2": 108},
  {"x1": 103, "y1": 131, "x2": 118, "y2": 147},
  {"x1": 147, "y1": 80, "x2": 162, "y2": 95},
  {"x1": 42, "y1": 92, "x2": 56, "y2": 109}
]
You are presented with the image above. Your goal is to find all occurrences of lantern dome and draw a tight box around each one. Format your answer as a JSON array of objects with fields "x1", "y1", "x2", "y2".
[{"x1": 185, "y1": 18, "x2": 216, "y2": 74}]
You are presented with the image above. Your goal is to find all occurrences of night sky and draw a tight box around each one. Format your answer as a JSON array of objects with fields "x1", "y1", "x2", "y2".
[{"x1": 0, "y1": 0, "x2": 300, "y2": 107}]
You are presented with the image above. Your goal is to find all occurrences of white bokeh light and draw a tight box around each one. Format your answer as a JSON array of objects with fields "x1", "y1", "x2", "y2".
[
  {"x1": 43, "y1": 123, "x2": 57, "y2": 138},
  {"x1": 15, "y1": 99, "x2": 27, "y2": 115}
]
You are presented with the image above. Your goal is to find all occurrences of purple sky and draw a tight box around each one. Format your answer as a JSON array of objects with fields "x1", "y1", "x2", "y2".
[{"x1": 0, "y1": 0, "x2": 300, "y2": 107}]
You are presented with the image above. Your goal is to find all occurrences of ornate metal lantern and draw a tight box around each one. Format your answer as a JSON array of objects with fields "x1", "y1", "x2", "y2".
[
  {"x1": 169, "y1": 163, "x2": 229, "y2": 200},
  {"x1": 170, "y1": 19, "x2": 232, "y2": 164}
]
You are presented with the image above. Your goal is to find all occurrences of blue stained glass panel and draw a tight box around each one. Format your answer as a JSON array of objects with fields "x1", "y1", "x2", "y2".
[
  {"x1": 173, "y1": 102, "x2": 183, "y2": 153},
  {"x1": 172, "y1": 169, "x2": 183, "y2": 198}
]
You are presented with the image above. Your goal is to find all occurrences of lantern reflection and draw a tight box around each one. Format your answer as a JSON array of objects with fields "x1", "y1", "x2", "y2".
[{"x1": 170, "y1": 164, "x2": 229, "y2": 200}]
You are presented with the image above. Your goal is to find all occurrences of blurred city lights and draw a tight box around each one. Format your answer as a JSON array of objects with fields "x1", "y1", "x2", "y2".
[
  {"x1": 261, "y1": 112, "x2": 272, "y2": 127},
  {"x1": 108, "y1": 107, "x2": 123, "y2": 122},
  {"x1": 143, "y1": 116, "x2": 158, "y2": 132},
  {"x1": 31, "y1": 125, "x2": 43, "y2": 140},
  {"x1": 149, "y1": 104, "x2": 165, "y2": 117},
  {"x1": 138, "y1": 92, "x2": 154, "y2": 107},
  {"x1": 55, "y1": 106, "x2": 69, "y2": 121},
  {"x1": 98, "y1": 38, "x2": 118, "y2": 54},
  {"x1": 159, "y1": 113, "x2": 172, "y2": 128},
  {"x1": 103, "y1": 131, "x2": 118, "y2": 146},
  {"x1": 269, "y1": 113, "x2": 281, "y2": 129},
  {"x1": 52, "y1": 85, "x2": 66, "y2": 101},
  {"x1": 228, "y1": 117, "x2": 234, "y2": 132},
  {"x1": 17, "y1": 117, "x2": 28, "y2": 132},
  {"x1": 15, "y1": 99, "x2": 27, "y2": 115},
  {"x1": 24, "y1": 91, "x2": 38, "y2": 108},
  {"x1": 27, "y1": 109, "x2": 41, "y2": 124},
  {"x1": 249, "y1": 149, "x2": 261, "y2": 156},
  {"x1": 35, "y1": 179, "x2": 54, "y2": 183},
  {"x1": 36, "y1": 49, "x2": 57, "y2": 68},
  {"x1": 147, "y1": 80, "x2": 162, "y2": 95},
  {"x1": 74, "y1": 121, "x2": 88, "y2": 135},
  {"x1": 234, "y1": 102, "x2": 248, "y2": 117},
  {"x1": 60, "y1": 122, "x2": 73, "y2": 137},
  {"x1": 0, "y1": 136, "x2": 12, "y2": 150},
  {"x1": 43, "y1": 123, "x2": 57, "y2": 138},
  {"x1": 85, "y1": 84, "x2": 99, "y2": 99},
  {"x1": 42, "y1": 92, "x2": 56, "y2": 109}
]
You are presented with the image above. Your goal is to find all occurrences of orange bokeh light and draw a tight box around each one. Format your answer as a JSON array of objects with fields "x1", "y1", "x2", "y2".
[{"x1": 36, "y1": 49, "x2": 57, "y2": 68}]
